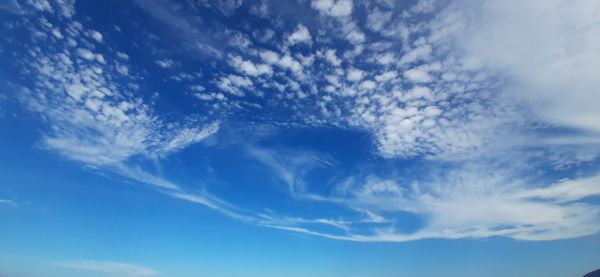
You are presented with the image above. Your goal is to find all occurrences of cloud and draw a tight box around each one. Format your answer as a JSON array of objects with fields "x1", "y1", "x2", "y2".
[
  {"x1": 344, "y1": 27, "x2": 365, "y2": 45},
  {"x1": 298, "y1": 166, "x2": 600, "y2": 242},
  {"x1": 346, "y1": 68, "x2": 364, "y2": 82},
  {"x1": 249, "y1": 1, "x2": 269, "y2": 18},
  {"x1": 89, "y1": 30, "x2": 103, "y2": 42},
  {"x1": 167, "y1": 191, "x2": 254, "y2": 221},
  {"x1": 0, "y1": 0, "x2": 18, "y2": 12},
  {"x1": 451, "y1": 0, "x2": 600, "y2": 133},
  {"x1": 8, "y1": 0, "x2": 600, "y2": 245},
  {"x1": 398, "y1": 44, "x2": 432, "y2": 65},
  {"x1": 229, "y1": 55, "x2": 273, "y2": 77},
  {"x1": 322, "y1": 49, "x2": 342, "y2": 66},
  {"x1": 132, "y1": 0, "x2": 223, "y2": 58},
  {"x1": 13, "y1": 0, "x2": 222, "y2": 202},
  {"x1": 155, "y1": 58, "x2": 176, "y2": 68},
  {"x1": 410, "y1": 0, "x2": 436, "y2": 14},
  {"x1": 0, "y1": 199, "x2": 17, "y2": 206},
  {"x1": 56, "y1": 260, "x2": 158, "y2": 276},
  {"x1": 403, "y1": 68, "x2": 432, "y2": 83},
  {"x1": 209, "y1": 0, "x2": 243, "y2": 17},
  {"x1": 375, "y1": 52, "x2": 395, "y2": 65},
  {"x1": 245, "y1": 145, "x2": 333, "y2": 195},
  {"x1": 366, "y1": 7, "x2": 392, "y2": 32},
  {"x1": 374, "y1": 71, "x2": 397, "y2": 82},
  {"x1": 217, "y1": 74, "x2": 253, "y2": 96},
  {"x1": 287, "y1": 24, "x2": 312, "y2": 46},
  {"x1": 76, "y1": 48, "x2": 95, "y2": 60},
  {"x1": 259, "y1": 50, "x2": 280, "y2": 64},
  {"x1": 311, "y1": 0, "x2": 353, "y2": 17},
  {"x1": 27, "y1": 0, "x2": 53, "y2": 13},
  {"x1": 514, "y1": 175, "x2": 600, "y2": 203},
  {"x1": 194, "y1": 92, "x2": 226, "y2": 102}
]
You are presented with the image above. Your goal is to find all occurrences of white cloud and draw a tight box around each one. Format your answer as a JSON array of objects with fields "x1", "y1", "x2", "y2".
[
  {"x1": 76, "y1": 48, "x2": 95, "y2": 60},
  {"x1": 228, "y1": 32, "x2": 252, "y2": 49},
  {"x1": 300, "y1": 167, "x2": 600, "y2": 242},
  {"x1": 15, "y1": 11, "x2": 221, "y2": 193},
  {"x1": 346, "y1": 68, "x2": 364, "y2": 82},
  {"x1": 410, "y1": 0, "x2": 436, "y2": 14},
  {"x1": 27, "y1": 0, "x2": 52, "y2": 13},
  {"x1": 311, "y1": 0, "x2": 353, "y2": 17},
  {"x1": 115, "y1": 64, "x2": 129, "y2": 76},
  {"x1": 0, "y1": 0, "x2": 22, "y2": 14},
  {"x1": 259, "y1": 50, "x2": 280, "y2": 64},
  {"x1": 168, "y1": 191, "x2": 254, "y2": 221},
  {"x1": 217, "y1": 74, "x2": 253, "y2": 96},
  {"x1": 8, "y1": 9, "x2": 260, "y2": 228},
  {"x1": 366, "y1": 7, "x2": 392, "y2": 32},
  {"x1": 55, "y1": 0, "x2": 76, "y2": 18},
  {"x1": 249, "y1": 1, "x2": 269, "y2": 18},
  {"x1": 57, "y1": 260, "x2": 158, "y2": 276},
  {"x1": 398, "y1": 44, "x2": 432, "y2": 65},
  {"x1": 374, "y1": 71, "x2": 397, "y2": 82},
  {"x1": 514, "y1": 175, "x2": 600, "y2": 203},
  {"x1": 229, "y1": 55, "x2": 272, "y2": 76},
  {"x1": 325, "y1": 74, "x2": 341, "y2": 87},
  {"x1": 116, "y1": 51, "x2": 129, "y2": 60},
  {"x1": 155, "y1": 58, "x2": 176, "y2": 68},
  {"x1": 359, "y1": 80, "x2": 376, "y2": 90},
  {"x1": 452, "y1": 0, "x2": 600, "y2": 133},
  {"x1": 403, "y1": 68, "x2": 432, "y2": 83},
  {"x1": 287, "y1": 24, "x2": 312, "y2": 46},
  {"x1": 209, "y1": 0, "x2": 243, "y2": 17},
  {"x1": 376, "y1": 52, "x2": 395, "y2": 65},
  {"x1": 277, "y1": 55, "x2": 304, "y2": 74},
  {"x1": 423, "y1": 105, "x2": 442, "y2": 117},
  {"x1": 246, "y1": 146, "x2": 333, "y2": 195},
  {"x1": 194, "y1": 92, "x2": 225, "y2": 101},
  {"x1": 345, "y1": 29, "x2": 365, "y2": 45},
  {"x1": 323, "y1": 49, "x2": 342, "y2": 66},
  {"x1": 158, "y1": 123, "x2": 220, "y2": 156},
  {"x1": 0, "y1": 199, "x2": 17, "y2": 206},
  {"x1": 89, "y1": 30, "x2": 103, "y2": 42}
]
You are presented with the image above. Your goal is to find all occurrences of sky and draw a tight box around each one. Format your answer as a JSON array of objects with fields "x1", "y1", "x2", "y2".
[{"x1": 0, "y1": 0, "x2": 599, "y2": 276}]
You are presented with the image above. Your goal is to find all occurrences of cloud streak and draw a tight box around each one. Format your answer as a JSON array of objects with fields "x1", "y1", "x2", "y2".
[
  {"x1": 0, "y1": 199, "x2": 17, "y2": 206},
  {"x1": 56, "y1": 260, "x2": 158, "y2": 276}
]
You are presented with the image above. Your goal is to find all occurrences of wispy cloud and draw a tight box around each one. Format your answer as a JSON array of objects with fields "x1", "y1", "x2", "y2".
[
  {"x1": 245, "y1": 145, "x2": 333, "y2": 195},
  {"x1": 56, "y1": 260, "x2": 158, "y2": 276},
  {"x1": 131, "y1": 0, "x2": 223, "y2": 57},
  {"x1": 0, "y1": 199, "x2": 17, "y2": 206},
  {"x1": 263, "y1": 167, "x2": 600, "y2": 242}
]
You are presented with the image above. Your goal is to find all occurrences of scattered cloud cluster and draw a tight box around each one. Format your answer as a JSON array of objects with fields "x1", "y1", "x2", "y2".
[{"x1": 9, "y1": 1, "x2": 221, "y2": 202}]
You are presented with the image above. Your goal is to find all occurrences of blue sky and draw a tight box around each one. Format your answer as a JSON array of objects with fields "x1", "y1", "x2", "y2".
[{"x1": 1, "y1": 0, "x2": 600, "y2": 276}]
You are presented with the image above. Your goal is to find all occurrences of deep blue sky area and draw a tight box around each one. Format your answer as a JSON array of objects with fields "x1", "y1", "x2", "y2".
[{"x1": 1, "y1": 0, "x2": 600, "y2": 276}]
